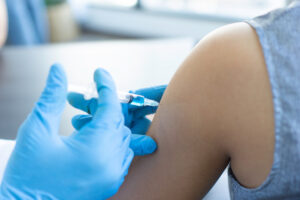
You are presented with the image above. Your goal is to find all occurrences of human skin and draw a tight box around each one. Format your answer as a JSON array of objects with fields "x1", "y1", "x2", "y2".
[
  {"x1": 0, "y1": 0, "x2": 7, "y2": 47},
  {"x1": 110, "y1": 22, "x2": 275, "y2": 199}
]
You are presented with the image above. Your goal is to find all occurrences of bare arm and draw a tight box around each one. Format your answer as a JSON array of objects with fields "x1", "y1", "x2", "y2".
[
  {"x1": 111, "y1": 22, "x2": 274, "y2": 199},
  {"x1": 0, "y1": 0, "x2": 7, "y2": 47}
]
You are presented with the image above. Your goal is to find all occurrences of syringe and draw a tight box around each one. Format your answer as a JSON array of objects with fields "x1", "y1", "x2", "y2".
[{"x1": 68, "y1": 84, "x2": 159, "y2": 107}]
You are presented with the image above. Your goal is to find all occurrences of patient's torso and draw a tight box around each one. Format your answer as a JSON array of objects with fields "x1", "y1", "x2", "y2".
[{"x1": 228, "y1": 1, "x2": 300, "y2": 199}]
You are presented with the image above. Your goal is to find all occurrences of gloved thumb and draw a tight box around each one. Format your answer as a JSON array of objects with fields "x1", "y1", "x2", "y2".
[
  {"x1": 25, "y1": 64, "x2": 67, "y2": 135},
  {"x1": 130, "y1": 134, "x2": 157, "y2": 156}
]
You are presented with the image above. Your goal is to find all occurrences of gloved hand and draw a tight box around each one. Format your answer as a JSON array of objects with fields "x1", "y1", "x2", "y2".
[
  {"x1": 0, "y1": 64, "x2": 134, "y2": 200},
  {"x1": 68, "y1": 85, "x2": 167, "y2": 156}
]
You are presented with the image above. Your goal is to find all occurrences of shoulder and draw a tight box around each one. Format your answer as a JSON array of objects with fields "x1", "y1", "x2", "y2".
[
  {"x1": 188, "y1": 22, "x2": 265, "y2": 75},
  {"x1": 178, "y1": 22, "x2": 267, "y2": 102},
  {"x1": 175, "y1": 22, "x2": 270, "y2": 137},
  {"x1": 179, "y1": 22, "x2": 274, "y2": 188}
]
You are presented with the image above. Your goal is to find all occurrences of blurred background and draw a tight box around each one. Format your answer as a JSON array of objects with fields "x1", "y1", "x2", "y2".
[{"x1": 4, "y1": 0, "x2": 292, "y2": 46}]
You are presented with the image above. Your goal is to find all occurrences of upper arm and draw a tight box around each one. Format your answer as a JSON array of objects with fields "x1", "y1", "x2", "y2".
[
  {"x1": 0, "y1": 0, "x2": 8, "y2": 47},
  {"x1": 111, "y1": 22, "x2": 274, "y2": 199}
]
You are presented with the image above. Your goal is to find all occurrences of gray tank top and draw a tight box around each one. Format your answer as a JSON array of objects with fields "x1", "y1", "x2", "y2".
[{"x1": 228, "y1": 1, "x2": 300, "y2": 199}]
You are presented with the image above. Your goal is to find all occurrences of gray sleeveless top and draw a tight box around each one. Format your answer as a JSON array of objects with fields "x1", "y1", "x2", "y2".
[{"x1": 228, "y1": 1, "x2": 300, "y2": 199}]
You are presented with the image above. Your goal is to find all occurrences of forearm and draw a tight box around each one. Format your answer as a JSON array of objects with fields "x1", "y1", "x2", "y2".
[{"x1": 0, "y1": 0, "x2": 8, "y2": 47}]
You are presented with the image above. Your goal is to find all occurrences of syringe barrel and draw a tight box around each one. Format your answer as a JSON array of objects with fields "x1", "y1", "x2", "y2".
[{"x1": 68, "y1": 84, "x2": 145, "y2": 104}]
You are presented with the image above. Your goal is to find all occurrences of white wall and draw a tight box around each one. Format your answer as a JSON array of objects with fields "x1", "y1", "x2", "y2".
[{"x1": 76, "y1": 6, "x2": 238, "y2": 39}]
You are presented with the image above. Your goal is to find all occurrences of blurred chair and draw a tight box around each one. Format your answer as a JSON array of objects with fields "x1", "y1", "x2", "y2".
[
  {"x1": 5, "y1": 0, "x2": 48, "y2": 46},
  {"x1": 47, "y1": 2, "x2": 79, "y2": 43}
]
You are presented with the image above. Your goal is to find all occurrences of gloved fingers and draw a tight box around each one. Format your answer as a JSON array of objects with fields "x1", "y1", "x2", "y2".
[
  {"x1": 131, "y1": 106, "x2": 158, "y2": 119},
  {"x1": 91, "y1": 69, "x2": 124, "y2": 126},
  {"x1": 71, "y1": 112, "x2": 150, "y2": 134},
  {"x1": 130, "y1": 134, "x2": 157, "y2": 156},
  {"x1": 132, "y1": 85, "x2": 167, "y2": 102},
  {"x1": 67, "y1": 93, "x2": 98, "y2": 115},
  {"x1": 68, "y1": 96, "x2": 133, "y2": 126},
  {"x1": 121, "y1": 103, "x2": 134, "y2": 127},
  {"x1": 27, "y1": 64, "x2": 67, "y2": 134},
  {"x1": 131, "y1": 118, "x2": 151, "y2": 135},
  {"x1": 72, "y1": 114, "x2": 93, "y2": 130},
  {"x1": 122, "y1": 148, "x2": 134, "y2": 176},
  {"x1": 120, "y1": 130, "x2": 133, "y2": 173},
  {"x1": 36, "y1": 64, "x2": 67, "y2": 115},
  {"x1": 127, "y1": 85, "x2": 166, "y2": 119}
]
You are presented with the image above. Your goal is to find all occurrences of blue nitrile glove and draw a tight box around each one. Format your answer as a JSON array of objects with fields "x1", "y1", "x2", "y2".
[
  {"x1": 67, "y1": 85, "x2": 167, "y2": 156},
  {"x1": 0, "y1": 64, "x2": 134, "y2": 200}
]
